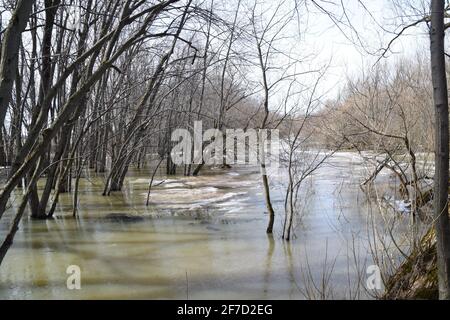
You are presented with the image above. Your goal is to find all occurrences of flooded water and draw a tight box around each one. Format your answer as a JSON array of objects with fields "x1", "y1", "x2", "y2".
[{"x1": 0, "y1": 152, "x2": 410, "y2": 299}]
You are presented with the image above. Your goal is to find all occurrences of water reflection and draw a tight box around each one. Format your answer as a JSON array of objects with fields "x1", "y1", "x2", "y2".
[{"x1": 0, "y1": 153, "x2": 408, "y2": 299}]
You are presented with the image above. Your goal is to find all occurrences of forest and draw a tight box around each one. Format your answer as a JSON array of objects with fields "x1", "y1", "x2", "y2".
[{"x1": 0, "y1": 0, "x2": 450, "y2": 301}]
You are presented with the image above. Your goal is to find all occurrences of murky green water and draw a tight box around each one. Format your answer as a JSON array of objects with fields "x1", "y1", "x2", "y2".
[{"x1": 0, "y1": 153, "x2": 409, "y2": 299}]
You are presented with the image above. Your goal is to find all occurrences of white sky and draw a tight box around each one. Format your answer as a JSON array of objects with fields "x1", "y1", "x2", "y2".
[
  {"x1": 0, "y1": 0, "x2": 435, "y2": 105},
  {"x1": 298, "y1": 0, "x2": 431, "y2": 100},
  {"x1": 214, "y1": 0, "x2": 435, "y2": 109}
]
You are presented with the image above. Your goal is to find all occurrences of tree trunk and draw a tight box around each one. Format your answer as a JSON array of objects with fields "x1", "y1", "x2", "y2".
[
  {"x1": 0, "y1": 158, "x2": 42, "y2": 265},
  {"x1": 0, "y1": 129, "x2": 6, "y2": 166},
  {"x1": 261, "y1": 164, "x2": 275, "y2": 234},
  {"x1": 0, "y1": 0, "x2": 34, "y2": 127},
  {"x1": 430, "y1": 0, "x2": 450, "y2": 300}
]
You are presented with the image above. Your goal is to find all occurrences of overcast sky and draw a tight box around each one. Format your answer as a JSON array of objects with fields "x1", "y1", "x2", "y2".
[
  {"x1": 220, "y1": 0, "x2": 435, "y2": 107},
  {"x1": 299, "y1": 0, "x2": 431, "y2": 99},
  {"x1": 0, "y1": 0, "x2": 435, "y2": 104}
]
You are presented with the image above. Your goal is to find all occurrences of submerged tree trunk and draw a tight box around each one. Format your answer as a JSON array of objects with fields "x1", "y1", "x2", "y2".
[
  {"x1": 146, "y1": 157, "x2": 164, "y2": 206},
  {"x1": 0, "y1": 158, "x2": 42, "y2": 265},
  {"x1": 430, "y1": 0, "x2": 450, "y2": 300},
  {"x1": 261, "y1": 164, "x2": 275, "y2": 234}
]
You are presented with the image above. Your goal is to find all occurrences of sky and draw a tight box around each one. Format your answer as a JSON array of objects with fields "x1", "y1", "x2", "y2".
[
  {"x1": 298, "y1": 0, "x2": 432, "y2": 100},
  {"x1": 213, "y1": 0, "x2": 435, "y2": 109},
  {"x1": 0, "y1": 0, "x2": 436, "y2": 106}
]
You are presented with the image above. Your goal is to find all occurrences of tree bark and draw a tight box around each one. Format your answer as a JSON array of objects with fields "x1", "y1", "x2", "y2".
[
  {"x1": 0, "y1": 0, "x2": 34, "y2": 127},
  {"x1": 430, "y1": 0, "x2": 450, "y2": 300},
  {"x1": 262, "y1": 164, "x2": 275, "y2": 234}
]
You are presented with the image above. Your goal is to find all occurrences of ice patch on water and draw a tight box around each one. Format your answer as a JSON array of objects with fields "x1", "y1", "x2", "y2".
[
  {"x1": 129, "y1": 178, "x2": 179, "y2": 184},
  {"x1": 394, "y1": 200, "x2": 411, "y2": 213},
  {"x1": 129, "y1": 178, "x2": 150, "y2": 184},
  {"x1": 189, "y1": 192, "x2": 246, "y2": 207},
  {"x1": 226, "y1": 207, "x2": 245, "y2": 214},
  {"x1": 151, "y1": 186, "x2": 219, "y2": 195},
  {"x1": 215, "y1": 196, "x2": 250, "y2": 208},
  {"x1": 383, "y1": 195, "x2": 411, "y2": 213},
  {"x1": 145, "y1": 190, "x2": 248, "y2": 212},
  {"x1": 164, "y1": 183, "x2": 185, "y2": 188}
]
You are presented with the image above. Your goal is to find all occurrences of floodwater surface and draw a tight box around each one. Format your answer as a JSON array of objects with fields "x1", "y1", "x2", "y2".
[{"x1": 0, "y1": 152, "x2": 409, "y2": 299}]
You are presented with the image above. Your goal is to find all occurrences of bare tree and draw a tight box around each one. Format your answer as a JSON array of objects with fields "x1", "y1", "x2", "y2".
[{"x1": 0, "y1": 0, "x2": 34, "y2": 127}]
